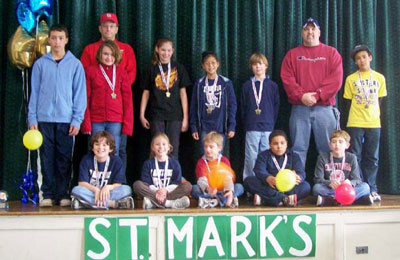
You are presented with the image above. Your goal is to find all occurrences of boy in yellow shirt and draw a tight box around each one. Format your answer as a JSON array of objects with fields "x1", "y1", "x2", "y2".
[{"x1": 343, "y1": 45, "x2": 387, "y2": 202}]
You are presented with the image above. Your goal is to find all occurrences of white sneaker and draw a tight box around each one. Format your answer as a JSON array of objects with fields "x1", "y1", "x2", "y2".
[
  {"x1": 142, "y1": 197, "x2": 153, "y2": 209},
  {"x1": 316, "y1": 195, "x2": 324, "y2": 207},
  {"x1": 60, "y1": 199, "x2": 71, "y2": 207},
  {"x1": 116, "y1": 197, "x2": 134, "y2": 209},
  {"x1": 253, "y1": 194, "x2": 262, "y2": 206},
  {"x1": 229, "y1": 197, "x2": 239, "y2": 208},
  {"x1": 40, "y1": 199, "x2": 53, "y2": 207},
  {"x1": 371, "y1": 192, "x2": 381, "y2": 202},
  {"x1": 172, "y1": 196, "x2": 190, "y2": 209},
  {"x1": 198, "y1": 197, "x2": 219, "y2": 208},
  {"x1": 71, "y1": 197, "x2": 84, "y2": 210}
]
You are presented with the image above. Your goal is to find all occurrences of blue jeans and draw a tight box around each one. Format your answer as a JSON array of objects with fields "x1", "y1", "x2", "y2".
[
  {"x1": 38, "y1": 122, "x2": 74, "y2": 201},
  {"x1": 119, "y1": 134, "x2": 127, "y2": 175},
  {"x1": 150, "y1": 120, "x2": 182, "y2": 159},
  {"x1": 243, "y1": 131, "x2": 271, "y2": 181},
  {"x1": 290, "y1": 105, "x2": 337, "y2": 167},
  {"x1": 191, "y1": 184, "x2": 244, "y2": 207},
  {"x1": 71, "y1": 185, "x2": 132, "y2": 208},
  {"x1": 91, "y1": 122, "x2": 122, "y2": 156},
  {"x1": 312, "y1": 182, "x2": 370, "y2": 201},
  {"x1": 244, "y1": 176, "x2": 311, "y2": 206},
  {"x1": 347, "y1": 128, "x2": 380, "y2": 192}
]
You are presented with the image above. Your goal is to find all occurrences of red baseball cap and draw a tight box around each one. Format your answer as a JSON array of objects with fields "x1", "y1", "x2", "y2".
[{"x1": 100, "y1": 13, "x2": 119, "y2": 25}]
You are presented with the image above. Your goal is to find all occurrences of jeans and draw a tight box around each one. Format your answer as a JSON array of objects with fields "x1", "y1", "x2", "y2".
[
  {"x1": 150, "y1": 120, "x2": 182, "y2": 159},
  {"x1": 243, "y1": 131, "x2": 271, "y2": 181},
  {"x1": 244, "y1": 176, "x2": 311, "y2": 206},
  {"x1": 38, "y1": 122, "x2": 74, "y2": 201},
  {"x1": 191, "y1": 183, "x2": 244, "y2": 207},
  {"x1": 91, "y1": 122, "x2": 122, "y2": 156},
  {"x1": 347, "y1": 127, "x2": 380, "y2": 192},
  {"x1": 119, "y1": 134, "x2": 127, "y2": 175},
  {"x1": 312, "y1": 182, "x2": 370, "y2": 201},
  {"x1": 290, "y1": 105, "x2": 337, "y2": 167},
  {"x1": 71, "y1": 185, "x2": 132, "y2": 208}
]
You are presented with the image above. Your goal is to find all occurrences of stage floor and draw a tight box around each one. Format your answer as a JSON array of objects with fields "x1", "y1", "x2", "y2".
[{"x1": 2, "y1": 194, "x2": 400, "y2": 216}]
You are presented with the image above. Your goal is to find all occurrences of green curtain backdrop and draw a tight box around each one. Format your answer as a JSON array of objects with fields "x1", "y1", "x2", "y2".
[{"x1": 1, "y1": 0, "x2": 399, "y2": 199}]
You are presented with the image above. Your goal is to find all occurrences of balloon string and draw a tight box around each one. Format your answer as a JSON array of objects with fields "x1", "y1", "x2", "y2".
[{"x1": 26, "y1": 150, "x2": 31, "y2": 173}]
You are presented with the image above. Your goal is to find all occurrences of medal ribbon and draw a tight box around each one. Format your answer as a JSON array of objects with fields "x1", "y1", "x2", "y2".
[
  {"x1": 158, "y1": 62, "x2": 171, "y2": 93},
  {"x1": 251, "y1": 77, "x2": 264, "y2": 111},
  {"x1": 357, "y1": 70, "x2": 373, "y2": 106},
  {"x1": 330, "y1": 152, "x2": 345, "y2": 174},
  {"x1": 94, "y1": 157, "x2": 110, "y2": 188},
  {"x1": 272, "y1": 154, "x2": 287, "y2": 171},
  {"x1": 202, "y1": 154, "x2": 222, "y2": 173},
  {"x1": 155, "y1": 158, "x2": 169, "y2": 188},
  {"x1": 99, "y1": 64, "x2": 116, "y2": 96}
]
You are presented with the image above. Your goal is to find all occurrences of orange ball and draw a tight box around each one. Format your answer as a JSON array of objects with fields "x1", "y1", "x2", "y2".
[{"x1": 206, "y1": 161, "x2": 236, "y2": 191}]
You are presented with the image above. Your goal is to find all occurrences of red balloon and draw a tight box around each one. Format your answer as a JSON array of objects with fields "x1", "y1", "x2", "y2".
[
  {"x1": 206, "y1": 161, "x2": 236, "y2": 191},
  {"x1": 335, "y1": 183, "x2": 356, "y2": 205}
]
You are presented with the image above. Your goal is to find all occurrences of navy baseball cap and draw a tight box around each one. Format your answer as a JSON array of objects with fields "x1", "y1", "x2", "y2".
[
  {"x1": 351, "y1": 45, "x2": 372, "y2": 61},
  {"x1": 302, "y1": 17, "x2": 320, "y2": 29}
]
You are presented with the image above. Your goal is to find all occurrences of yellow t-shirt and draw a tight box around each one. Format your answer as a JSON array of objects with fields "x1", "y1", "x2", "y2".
[{"x1": 343, "y1": 70, "x2": 387, "y2": 128}]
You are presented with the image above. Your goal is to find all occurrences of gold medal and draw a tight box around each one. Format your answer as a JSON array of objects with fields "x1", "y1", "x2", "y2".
[
  {"x1": 255, "y1": 108, "x2": 261, "y2": 115},
  {"x1": 207, "y1": 107, "x2": 213, "y2": 114},
  {"x1": 111, "y1": 92, "x2": 117, "y2": 99},
  {"x1": 166, "y1": 91, "x2": 171, "y2": 98}
]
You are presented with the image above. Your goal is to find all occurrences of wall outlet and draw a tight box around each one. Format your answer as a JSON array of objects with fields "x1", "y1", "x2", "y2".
[{"x1": 356, "y1": 246, "x2": 368, "y2": 254}]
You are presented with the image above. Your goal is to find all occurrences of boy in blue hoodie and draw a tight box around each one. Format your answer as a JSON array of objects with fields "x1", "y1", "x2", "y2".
[
  {"x1": 190, "y1": 51, "x2": 237, "y2": 154},
  {"x1": 28, "y1": 24, "x2": 87, "y2": 207}
]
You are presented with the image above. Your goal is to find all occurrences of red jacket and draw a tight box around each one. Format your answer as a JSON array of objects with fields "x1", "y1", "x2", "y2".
[
  {"x1": 81, "y1": 64, "x2": 134, "y2": 135},
  {"x1": 280, "y1": 43, "x2": 343, "y2": 106},
  {"x1": 81, "y1": 39, "x2": 137, "y2": 85}
]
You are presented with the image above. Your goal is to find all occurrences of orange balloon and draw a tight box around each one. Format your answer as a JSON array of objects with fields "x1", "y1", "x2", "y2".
[{"x1": 207, "y1": 161, "x2": 235, "y2": 191}]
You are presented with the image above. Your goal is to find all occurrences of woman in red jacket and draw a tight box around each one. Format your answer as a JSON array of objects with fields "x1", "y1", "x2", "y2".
[{"x1": 81, "y1": 40, "x2": 133, "y2": 156}]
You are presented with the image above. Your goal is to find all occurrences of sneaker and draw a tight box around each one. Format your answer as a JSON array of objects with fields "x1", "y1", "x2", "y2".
[
  {"x1": 253, "y1": 194, "x2": 262, "y2": 206},
  {"x1": 371, "y1": 192, "x2": 381, "y2": 202},
  {"x1": 198, "y1": 197, "x2": 219, "y2": 208},
  {"x1": 116, "y1": 197, "x2": 134, "y2": 209},
  {"x1": 229, "y1": 197, "x2": 239, "y2": 208},
  {"x1": 40, "y1": 198, "x2": 53, "y2": 207},
  {"x1": 316, "y1": 195, "x2": 337, "y2": 206},
  {"x1": 71, "y1": 197, "x2": 84, "y2": 210},
  {"x1": 142, "y1": 197, "x2": 153, "y2": 209},
  {"x1": 172, "y1": 196, "x2": 190, "y2": 209},
  {"x1": 283, "y1": 194, "x2": 297, "y2": 207},
  {"x1": 356, "y1": 194, "x2": 374, "y2": 205},
  {"x1": 60, "y1": 199, "x2": 71, "y2": 207}
]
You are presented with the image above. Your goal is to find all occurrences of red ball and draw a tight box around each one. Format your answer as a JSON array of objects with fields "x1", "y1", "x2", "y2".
[
  {"x1": 335, "y1": 183, "x2": 356, "y2": 205},
  {"x1": 206, "y1": 161, "x2": 236, "y2": 191}
]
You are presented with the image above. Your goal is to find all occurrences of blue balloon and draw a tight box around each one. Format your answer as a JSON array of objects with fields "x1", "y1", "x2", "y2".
[
  {"x1": 16, "y1": 1, "x2": 36, "y2": 33},
  {"x1": 30, "y1": 0, "x2": 53, "y2": 17}
]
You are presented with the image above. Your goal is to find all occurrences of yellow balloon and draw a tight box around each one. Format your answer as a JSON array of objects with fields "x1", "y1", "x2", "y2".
[
  {"x1": 275, "y1": 169, "x2": 296, "y2": 192},
  {"x1": 23, "y1": 130, "x2": 43, "y2": 150},
  {"x1": 35, "y1": 20, "x2": 51, "y2": 57},
  {"x1": 7, "y1": 26, "x2": 36, "y2": 69}
]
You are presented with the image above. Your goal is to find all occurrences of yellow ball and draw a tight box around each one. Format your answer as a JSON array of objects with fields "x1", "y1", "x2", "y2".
[
  {"x1": 275, "y1": 169, "x2": 296, "y2": 192},
  {"x1": 23, "y1": 130, "x2": 43, "y2": 150}
]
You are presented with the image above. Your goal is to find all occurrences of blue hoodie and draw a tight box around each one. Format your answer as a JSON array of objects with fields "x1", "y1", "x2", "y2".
[
  {"x1": 28, "y1": 51, "x2": 86, "y2": 128},
  {"x1": 190, "y1": 75, "x2": 237, "y2": 134}
]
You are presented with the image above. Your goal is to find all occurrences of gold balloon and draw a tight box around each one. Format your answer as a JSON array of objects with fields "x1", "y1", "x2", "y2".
[
  {"x1": 7, "y1": 26, "x2": 36, "y2": 69},
  {"x1": 35, "y1": 20, "x2": 51, "y2": 57}
]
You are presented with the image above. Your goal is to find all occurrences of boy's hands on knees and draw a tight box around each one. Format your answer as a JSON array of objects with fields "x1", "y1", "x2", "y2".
[
  {"x1": 294, "y1": 172, "x2": 302, "y2": 185},
  {"x1": 206, "y1": 186, "x2": 217, "y2": 197},
  {"x1": 329, "y1": 180, "x2": 341, "y2": 190},
  {"x1": 266, "y1": 176, "x2": 276, "y2": 189},
  {"x1": 99, "y1": 185, "x2": 111, "y2": 206},
  {"x1": 227, "y1": 131, "x2": 235, "y2": 138},
  {"x1": 192, "y1": 132, "x2": 199, "y2": 140},
  {"x1": 224, "y1": 190, "x2": 233, "y2": 207},
  {"x1": 93, "y1": 187, "x2": 102, "y2": 207},
  {"x1": 156, "y1": 188, "x2": 168, "y2": 204}
]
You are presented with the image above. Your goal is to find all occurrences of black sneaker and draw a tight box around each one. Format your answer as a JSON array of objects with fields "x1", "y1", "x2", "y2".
[
  {"x1": 316, "y1": 195, "x2": 337, "y2": 206},
  {"x1": 116, "y1": 197, "x2": 134, "y2": 209},
  {"x1": 356, "y1": 194, "x2": 374, "y2": 205},
  {"x1": 71, "y1": 197, "x2": 84, "y2": 210}
]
